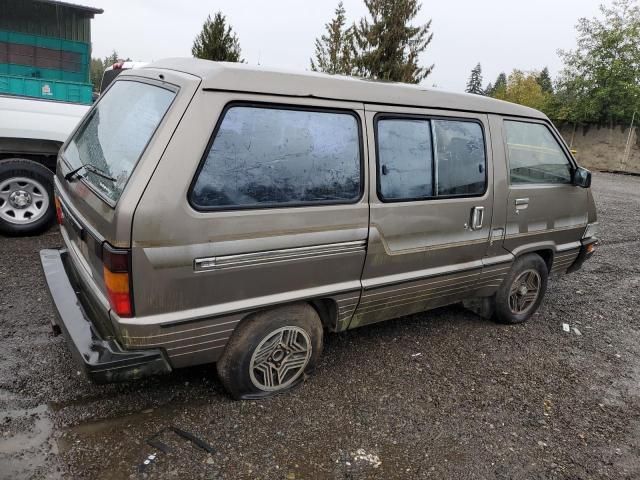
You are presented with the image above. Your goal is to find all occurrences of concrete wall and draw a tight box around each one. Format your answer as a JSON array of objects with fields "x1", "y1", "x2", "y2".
[{"x1": 558, "y1": 123, "x2": 640, "y2": 174}]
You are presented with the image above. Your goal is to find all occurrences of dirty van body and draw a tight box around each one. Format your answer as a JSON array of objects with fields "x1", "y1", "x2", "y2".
[{"x1": 40, "y1": 59, "x2": 598, "y2": 399}]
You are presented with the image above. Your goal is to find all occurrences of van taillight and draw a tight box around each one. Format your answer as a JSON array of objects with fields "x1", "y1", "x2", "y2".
[
  {"x1": 54, "y1": 196, "x2": 64, "y2": 225},
  {"x1": 102, "y1": 243, "x2": 133, "y2": 317}
]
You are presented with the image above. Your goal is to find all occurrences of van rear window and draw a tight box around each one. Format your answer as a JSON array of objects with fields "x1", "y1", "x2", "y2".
[
  {"x1": 63, "y1": 80, "x2": 175, "y2": 203},
  {"x1": 190, "y1": 106, "x2": 362, "y2": 209}
]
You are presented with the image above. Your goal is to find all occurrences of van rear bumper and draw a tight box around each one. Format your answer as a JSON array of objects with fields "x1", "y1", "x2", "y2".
[{"x1": 39, "y1": 248, "x2": 172, "y2": 384}]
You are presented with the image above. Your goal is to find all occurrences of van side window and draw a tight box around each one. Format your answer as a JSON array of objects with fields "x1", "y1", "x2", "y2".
[
  {"x1": 504, "y1": 121, "x2": 572, "y2": 185},
  {"x1": 433, "y1": 120, "x2": 486, "y2": 196},
  {"x1": 191, "y1": 106, "x2": 361, "y2": 209},
  {"x1": 377, "y1": 119, "x2": 433, "y2": 200},
  {"x1": 376, "y1": 117, "x2": 486, "y2": 202}
]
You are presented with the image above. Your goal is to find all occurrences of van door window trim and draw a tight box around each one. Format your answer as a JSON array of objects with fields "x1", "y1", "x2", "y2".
[
  {"x1": 502, "y1": 118, "x2": 577, "y2": 188},
  {"x1": 187, "y1": 101, "x2": 366, "y2": 212},
  {"x1": 373, "y1": 113, "x2": 489, "y2": 203}
]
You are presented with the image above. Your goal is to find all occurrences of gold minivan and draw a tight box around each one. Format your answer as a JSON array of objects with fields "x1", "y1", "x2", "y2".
[{"x1": 40, "y1": 59, "x2": 598, "y2": 399}]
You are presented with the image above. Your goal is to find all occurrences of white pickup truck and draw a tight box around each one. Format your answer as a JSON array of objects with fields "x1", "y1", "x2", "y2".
[{"x1": 0, "y1": 95, "x2": 88, "y2": 235}]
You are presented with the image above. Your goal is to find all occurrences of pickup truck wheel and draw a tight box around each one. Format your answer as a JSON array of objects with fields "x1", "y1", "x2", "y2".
[
  {"x1": 494, "y1": 254, "x2": 548, "y2": 324},
  {"x1": 0, "y1": 159, "x2": 55, "y2": 236},
  {"x1": 216, "y1": 304, "x2": 323, "y2": 400}
]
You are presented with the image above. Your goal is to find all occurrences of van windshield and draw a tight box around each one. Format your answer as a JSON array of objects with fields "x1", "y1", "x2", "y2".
[{"x1": 63, "y1": 80, "x2": 175, "y2": 202}]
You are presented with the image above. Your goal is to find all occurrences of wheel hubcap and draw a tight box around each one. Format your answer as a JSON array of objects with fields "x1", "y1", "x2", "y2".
[
  {"x1": 509, "y1": 269, "x2": 541, "y2": 315},
  {"x1": 0, "y1": 177, "x2": 49, "y2": 225},
  {"x1": 249, "y1": 326, "x2": 312, "y2": 391},
  {"x1": 9, "y1": 190, "x2": 32, "y2": 208}
]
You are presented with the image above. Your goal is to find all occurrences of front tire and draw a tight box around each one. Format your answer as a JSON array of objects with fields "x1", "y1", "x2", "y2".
[
  {"x1": 0, "y1": 159, "x2": 55, "y2": 236},
  {"x1": 216, "y1": 304, "x2": 323, "y2": 400},
  {"x1": 494, "y1": 254, "x2": 548, "y2": 324}
]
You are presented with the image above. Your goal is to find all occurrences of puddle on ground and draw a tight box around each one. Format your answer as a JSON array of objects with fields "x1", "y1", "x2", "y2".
[
  {"x1": 55, "y1": 398, "x2": 216, "y2": 479},
  {"x1": 0, "y1": 403, "x2": 61, "y2": 480}
]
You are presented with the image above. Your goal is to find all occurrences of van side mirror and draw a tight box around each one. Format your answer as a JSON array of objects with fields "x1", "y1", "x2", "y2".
[{"x1": 573, "y1": 166, "x2": 592, "y2": 188}]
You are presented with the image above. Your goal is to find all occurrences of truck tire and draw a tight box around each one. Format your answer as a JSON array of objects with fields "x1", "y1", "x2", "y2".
[
  {"x1": 494, "y1": 253, "x2": 548, "y2": 324},
  {"x1": 0, "y1": 158, "x2": 55, "y2": 236},
  {"x1": 217, "y1": 304, "x2": 323, "y2": 400}
]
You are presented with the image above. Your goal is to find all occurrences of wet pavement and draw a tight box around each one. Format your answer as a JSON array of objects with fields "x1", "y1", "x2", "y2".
[{"x1": 1, "y1": 172, "x2": 639, "y2": 479}]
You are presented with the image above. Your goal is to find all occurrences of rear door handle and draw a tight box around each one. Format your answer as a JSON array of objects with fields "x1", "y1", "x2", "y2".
[
  {"x1": 515, "y1": 198, "x2": 529, "y2": 214},
  {"x1": 470, "y1": 206, "x2": 484, "y2": 231}
]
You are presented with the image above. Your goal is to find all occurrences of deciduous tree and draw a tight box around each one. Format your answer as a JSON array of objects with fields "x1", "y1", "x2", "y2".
[
  {"x1": 556, "y1": 0, "x2": 640, "y2": 123},
  {"x1": 493, "y1": 70, "x2": 552, "y2": 113}
]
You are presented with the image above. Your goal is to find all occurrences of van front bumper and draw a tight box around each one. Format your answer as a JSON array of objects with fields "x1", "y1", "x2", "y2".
[{"x1": 39, "y1": 248, "x2": 172, "y2": 383}]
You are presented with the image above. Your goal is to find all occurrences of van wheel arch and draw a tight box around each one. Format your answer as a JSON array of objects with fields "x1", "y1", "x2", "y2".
[
  {"x1": 493, "y1": 253, "x2": 549, "y2": 324},
  {"x1": 309, "y1": 298, "x2": 338, "y2": 331},
  {"x1": 216, "y1": 302, "x2": 324, "y2": 399},
  {"x1": 530, "y1": 249, "x2": 553, "y2": 273}
]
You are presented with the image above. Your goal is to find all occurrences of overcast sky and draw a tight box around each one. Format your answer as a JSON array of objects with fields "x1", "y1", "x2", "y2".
[{"x1": 80, "y1": 0, "x2": 605, "y2": 92}]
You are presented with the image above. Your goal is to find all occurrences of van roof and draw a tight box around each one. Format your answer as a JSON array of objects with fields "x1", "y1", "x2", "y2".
[{"x1": 143, "y1": 58, "x2": 546, "y2": 120}]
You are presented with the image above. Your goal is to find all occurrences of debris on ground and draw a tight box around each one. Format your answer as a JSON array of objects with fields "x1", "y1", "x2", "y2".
[{"x1": 351, "y1": 449, "x2": 382, "y2": 468}]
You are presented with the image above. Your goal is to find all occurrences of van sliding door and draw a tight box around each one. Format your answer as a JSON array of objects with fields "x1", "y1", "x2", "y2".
[{"x1": 353, "y1": 105, "x2": 499, "y2": 328}]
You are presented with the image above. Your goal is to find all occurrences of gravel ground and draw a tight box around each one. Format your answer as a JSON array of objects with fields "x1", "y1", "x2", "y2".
[{"x1": 0, "y1": 172, "x2": 639, "y2": 480}]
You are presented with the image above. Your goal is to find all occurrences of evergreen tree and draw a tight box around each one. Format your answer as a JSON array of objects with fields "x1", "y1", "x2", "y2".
[
  {"x1": 465, "y1": 63, "x2": 484, "y2": 95},
  {"x1": 536, "y1": 67, "x2": 553, "y2": 94},
  {"x1": 352, "y1": 0, "x2": 434, "y2": 83},
  {"x1": 487, "y1": 72, "x2": 507, "y2": 97},
  {"x1": 484, "y1": 82, "x2": 493, "y2": 96},
  {"x1": 310, "y1": 2, "x2": 356, "y2": 75},
  {"x1": 192, "y1": 12, "x2": 243, "y2": 62}
]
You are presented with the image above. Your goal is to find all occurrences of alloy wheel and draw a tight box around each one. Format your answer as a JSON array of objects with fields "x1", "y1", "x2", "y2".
[
  {"x1": 508, "y1": 269, "x2": 541, "y2": 315},
  {"x1": 249, "y1": 326, "x2": 312, "y2": 391}
]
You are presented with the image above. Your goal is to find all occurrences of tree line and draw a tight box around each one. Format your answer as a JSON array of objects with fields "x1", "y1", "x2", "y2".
[
  {"x1": 91, "y1": 0, "x2": 638, "y2": 127},
  {"x1": 89, "y1": 51, "x2": 125, "y2": 92},
  {"x1": 310, "y1": 0, "x2": 434, "y2": 83},
  {"x1": 466, "y1": 0, "x2": 640, "y2": 125},
  {"x1": 190, "y1": 0, "x2": 435, "y2": 85}
]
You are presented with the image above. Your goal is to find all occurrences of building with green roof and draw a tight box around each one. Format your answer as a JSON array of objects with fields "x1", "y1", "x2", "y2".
[{"x1": 0, "y1": 0, "x2": 103, "y2": 104}]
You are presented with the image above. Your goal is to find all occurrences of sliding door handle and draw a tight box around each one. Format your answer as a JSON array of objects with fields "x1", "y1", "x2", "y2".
[
  {"x1": 470, "y1": 206, "x2": 484, "y2": 231},
  {"x1": 515, "y1": 198, "x2": 529, "y2": 214}
]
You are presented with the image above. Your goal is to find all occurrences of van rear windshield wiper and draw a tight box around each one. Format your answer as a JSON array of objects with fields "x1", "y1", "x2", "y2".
[{"x1": 65, "y1": 164, "x2": 116, "y2": 182}]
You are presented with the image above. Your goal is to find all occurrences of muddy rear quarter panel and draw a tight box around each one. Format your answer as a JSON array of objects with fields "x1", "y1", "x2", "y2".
[{"x1": 125, "y1": 92, "x2": 369, "y2": 368}]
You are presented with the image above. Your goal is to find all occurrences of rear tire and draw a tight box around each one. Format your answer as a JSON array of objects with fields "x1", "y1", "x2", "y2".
[
  {"x1": 494, "y1": 254, "x2": 548, "y2": 324},
  {"x1": 0, "y1": 158, "x2": 55, "y2": 236},
  {"x1": 216, "y1": 304, "x2": 323, "y2": 400}
]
